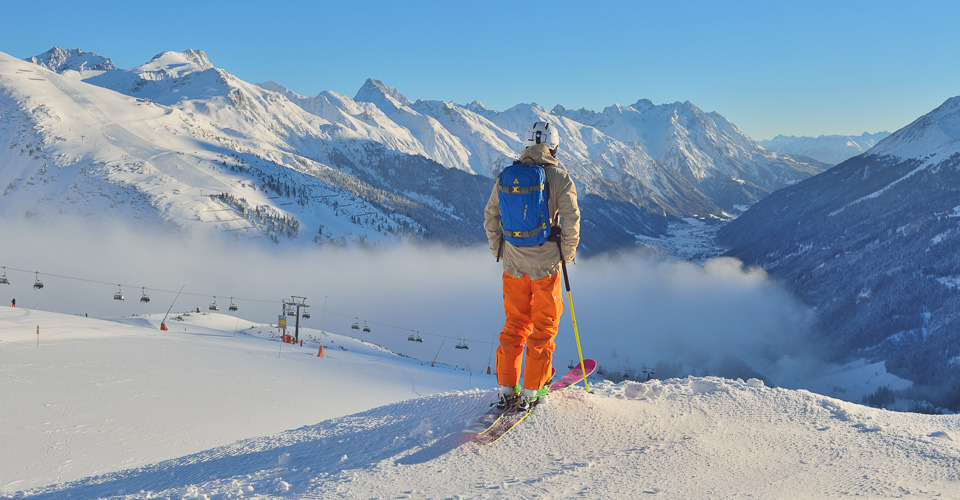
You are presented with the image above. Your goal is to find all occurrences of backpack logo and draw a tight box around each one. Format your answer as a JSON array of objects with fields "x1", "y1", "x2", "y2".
[{"x1": 498, "y1": 164, "x2": 550, "y2": 247}]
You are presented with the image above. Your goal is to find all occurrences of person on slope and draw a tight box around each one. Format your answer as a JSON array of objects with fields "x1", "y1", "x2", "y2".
[{"x1": 483, "y1": 121, "x2": 581, "y2": 411}]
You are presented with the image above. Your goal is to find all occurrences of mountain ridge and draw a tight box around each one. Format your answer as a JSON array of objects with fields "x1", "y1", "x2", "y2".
[
  {"x1": 719, "y1": 95, "x2": 960, "y2": 407},
  {"x1": 760, "y1": 131, "x2": 890, "y2": 165},
  {"x1": 4, "y1": 46, "x2": 824, "y2": 254}
]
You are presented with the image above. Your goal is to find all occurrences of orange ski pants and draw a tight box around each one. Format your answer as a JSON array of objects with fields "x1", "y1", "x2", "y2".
[{"x1": 496, "y1": 271, "x2": 564, "y2": 391}]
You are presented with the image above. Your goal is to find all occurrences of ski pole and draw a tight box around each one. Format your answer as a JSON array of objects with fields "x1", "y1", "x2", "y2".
[{"x1": 558, "y1": 246, "x2": 589, "y2": 392}]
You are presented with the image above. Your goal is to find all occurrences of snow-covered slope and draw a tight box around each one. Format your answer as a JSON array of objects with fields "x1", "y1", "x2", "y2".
[
  {"x1": 0, "y1": 50, "x2": 487, "y2": 248},
  {"x1": 1, "y1": 45, "x2": 824, "y2": 252},
  {"x1": 719, "y1": 96, "x2": 960, "y2": 407},
  {"x1": 869, "y1": 96, "x2": 960, "y2": 161},
  {"x1": 760, "y1": 131, "x2": 890, "y2": 165},
  {"x1": 24, "y1": 47, "x2": 116, "y2": 74},
  {"x1": 3, "y1": 307, "x2": 959, "y2": 498}
]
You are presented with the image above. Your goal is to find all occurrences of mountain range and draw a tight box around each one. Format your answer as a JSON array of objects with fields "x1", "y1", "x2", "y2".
[
  {"x1": 760, "y1": 131, "x2": 891, "y2": 165},
  {"x1": 10, "y1": 47, "x2": 959, "y2": 407},
  {"x1": 720, "y1": 96, "x2": 960, "y2": 407},
  {"x1": 1, "y1": 47, "x2": 825, "y2": 255}
]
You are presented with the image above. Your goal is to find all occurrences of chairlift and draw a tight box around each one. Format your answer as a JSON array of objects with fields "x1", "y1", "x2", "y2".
[
  {"x1": 228, "y1": 297, "x2": 237, "y2": 312},
  {"x1": 286, "y1": 308, "x2": 296, "y2": 316},
  {"x1": 301, "y1": 311, "x2": 310, "y2": 319},
  {"x1": 140, "y1": 286, "x2": 150, "y2": 303},
  {"x1": 209, "y1": 296, "x2": 219, "y2": 311},
  {"x1": 362, "y1": 321, "x2": 371, "y2": 333},
  {"x1": 351, "y1": 318, "x2": 360, "y2": 330},
  {"x1": 455, "y1": 338, "x2": 469, "y2": 350},
  {"x1": 113, "y1": 284, "x2": 125, "y2": 301},
  {"x1": 407, "y1": 331, "x2": 423, "y2": 343},
  {"x1": 0, "y1": 267, "x2": 9, "y2": 285},
  {"x1": 33, "y1": 271, "x2": 43, "y2": 290}
]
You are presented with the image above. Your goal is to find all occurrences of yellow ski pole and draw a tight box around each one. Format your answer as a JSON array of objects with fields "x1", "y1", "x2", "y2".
[{"x1": 560, "y1": 256, "x2": 589, "y2": 392}]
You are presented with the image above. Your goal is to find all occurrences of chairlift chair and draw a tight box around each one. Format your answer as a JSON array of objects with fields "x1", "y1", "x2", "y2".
[
  {"x1": 0, "y1": 267, "x2": 9, "y2": 285},
  {"x1": 228, "y1": 297, "x2": 237, "y2": 311},
  {"x1": 301, "y1": 311, "x2": 310, "y2": 319},
  {"x1": 140, "y1": 286, "x2": 150, "y2": 303},
  {"x1": 362, "y1": 321, "x2": 371, "y2": 333},
  {"x1": 351, "y1": 318, "x2": 360, "y2": 330},
  {"x1": 455, "y1": 339, "x2": 469, "y2": 350},
  {"x1": 114, "y1": 285, "x2": 125, "y2": 301},
  {"x1": 209, "y1": 296, "x2": 219, "y2": 311},
  {"x1": 33, "y1": 272, "x2": 43, "y2": 290}
]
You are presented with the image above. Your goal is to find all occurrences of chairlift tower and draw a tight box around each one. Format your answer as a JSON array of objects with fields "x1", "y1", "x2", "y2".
[{"x1": 283, "y1": 296, "x2": 309, "y2": 342}]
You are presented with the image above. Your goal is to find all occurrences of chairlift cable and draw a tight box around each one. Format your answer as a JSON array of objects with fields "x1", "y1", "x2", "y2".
[{"x1": 0, "y1": 262, "x2": 492, "y2": 348}]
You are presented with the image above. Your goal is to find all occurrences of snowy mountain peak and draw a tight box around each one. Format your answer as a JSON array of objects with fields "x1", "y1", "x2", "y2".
[
  {"x1": 354, "y1": 78, "x2": 412, "y2": 111},
  {"x1": 869, "y1": 95, "x2": 960, "y2": 160},
  {"x1": 465, "y1": 99, "x2": 486, "y2": 113},
  {"x1": 26, "y1": 47, "x2": 116, "y2": 73},
  {"x1": 79, "y1": 48, "x2": 230, "y2": 104},
  {"x1": 550, "y1": 104, "x2": 602, "y2": 123},
  {"x1": 144, "y1": 49, "x2": 214, "y2": 74},
  {"x1": 630, "y1": 98, "x2": 655, "y2": 112}
]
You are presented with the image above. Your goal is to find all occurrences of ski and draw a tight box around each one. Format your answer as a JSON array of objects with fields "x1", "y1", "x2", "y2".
[
  {"x1": 462, "y1": 402, "x2": 514, "y2": 435},
  {"x1": 469, "y1": 359, "x2": 596, "y2": 445},
  {"x1": 462, "y1": 367, "x2": 557, "y2": 435}
]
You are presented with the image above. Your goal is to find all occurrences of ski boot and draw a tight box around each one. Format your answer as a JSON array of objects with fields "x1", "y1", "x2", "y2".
[
  {"x1": 495, "y1": 384, "x2": 521, "y2": 410},
  {"x1": 516, "y1": 386, "x2": 550, "y2": 412}
]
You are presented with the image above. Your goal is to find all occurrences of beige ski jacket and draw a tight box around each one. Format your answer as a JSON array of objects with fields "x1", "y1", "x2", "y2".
[{"x1": 483, "y1": 144, "x2": 581, "y2": 280}]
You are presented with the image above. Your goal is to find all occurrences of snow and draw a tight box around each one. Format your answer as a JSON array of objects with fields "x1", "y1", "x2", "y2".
[
  {"x1": 869, "y1": 96, "x2": 960, "y2": 161},
  {"x1": 0, "y1": 51, "x2": 408, "y2": 247},
  {"x1": 803, "y1": 359, "x2": 914, "y2": 402},
  {"x1": 760, "y1": 132, "x2": 889, "y2": 165},
  {"x1": 1, "y1": 46, "x2": 824, "y2": 244},
  {"x1": 3, "y1": 306, "x2": 960, "y2": 498}
]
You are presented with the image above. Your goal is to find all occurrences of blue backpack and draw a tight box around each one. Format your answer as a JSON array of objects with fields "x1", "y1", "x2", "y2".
[{"x1": 498, "y1": 163, "x2": 550, "y2": 247}]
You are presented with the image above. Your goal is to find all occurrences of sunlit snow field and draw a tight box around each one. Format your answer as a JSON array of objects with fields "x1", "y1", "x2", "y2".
[{"x1": 2, "y1": 307, "x2": 959, "y2": 498}]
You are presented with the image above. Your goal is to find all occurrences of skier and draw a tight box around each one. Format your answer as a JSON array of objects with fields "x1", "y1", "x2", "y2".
[
  {"x1": 10, "y1": 298, "x2": 14, "y2": 308},
  {"x1": 483, "y1": 121, "x2": 581, "y2": 411}
]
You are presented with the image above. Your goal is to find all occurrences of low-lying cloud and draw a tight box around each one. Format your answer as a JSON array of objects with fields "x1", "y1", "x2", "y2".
[{"x1": 1, "y1": 216, "x2": 821, "y2": 385}]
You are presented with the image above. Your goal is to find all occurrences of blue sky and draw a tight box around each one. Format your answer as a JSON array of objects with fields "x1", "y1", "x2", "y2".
[{"x1": 3, "y1": 0, "x2": 958, "y2": 140}]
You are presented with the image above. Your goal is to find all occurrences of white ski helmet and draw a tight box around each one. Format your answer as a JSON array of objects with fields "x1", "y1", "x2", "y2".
[{"x1": 524, "y1": 121, "x2": 560, "y2": 151}]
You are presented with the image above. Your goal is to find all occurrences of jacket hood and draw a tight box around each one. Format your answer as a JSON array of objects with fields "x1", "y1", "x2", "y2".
[{"x1": 519, "y1": 144, "x2": 559, "y2": 167}]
